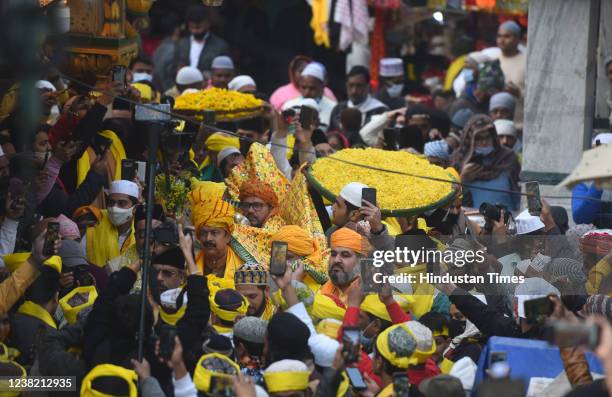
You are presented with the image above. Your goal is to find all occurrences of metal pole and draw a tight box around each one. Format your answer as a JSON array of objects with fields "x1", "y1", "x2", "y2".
[{"x1": 137, "y1": 122, "x2": 161, "y2": 360}]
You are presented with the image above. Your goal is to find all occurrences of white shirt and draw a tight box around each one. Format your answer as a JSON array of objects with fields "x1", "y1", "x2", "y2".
[{"x1": 189, "y1": 35, "x2": 207, "y2": 68}]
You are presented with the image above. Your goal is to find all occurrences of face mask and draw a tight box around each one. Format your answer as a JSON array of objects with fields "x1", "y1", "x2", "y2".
[
  {"x1": 448, "y1": 319, "x2": 466, "y2": 339},
  {"x1": 193, "y1": 31, "x2": 207, "y2": 41},
  {"x1": 108, "y1": 206, "x2": 134, "y2": 226},
  {"x1": 474, "y1": 146, "x2": 494, "y2": 156},
  {"x1": 386, "y1": 83, "x2": 404, "y2": 98},
  {"x1": 132, "y1": 72, "x2": 153, "y2": 83}
]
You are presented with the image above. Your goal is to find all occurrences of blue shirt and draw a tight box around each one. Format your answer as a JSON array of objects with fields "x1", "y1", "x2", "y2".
[{"x1": 467, "y1": 171, "x2": 519, "y2": 211}]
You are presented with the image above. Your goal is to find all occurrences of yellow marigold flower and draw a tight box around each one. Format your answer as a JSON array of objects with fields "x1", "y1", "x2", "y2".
[
  {"x1": 310, "y1": 148, "x2": 455, "y2": 211},
  {"x1": 174, "y1": 87, "x2": 262, "y2": 120}
]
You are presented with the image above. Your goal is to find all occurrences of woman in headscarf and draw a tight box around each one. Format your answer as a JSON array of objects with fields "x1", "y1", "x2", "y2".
[
  {"x1": 269, "y1": 55, "x2": 337, "y2": 111},
  {"x1": 450, "y1": 114, "x2": 520, "y2": 211}
]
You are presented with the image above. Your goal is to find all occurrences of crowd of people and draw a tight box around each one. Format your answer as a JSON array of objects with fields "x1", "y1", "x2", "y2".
[{"x1": 1, "y1": 3, "x2": 612, "y2": 397}]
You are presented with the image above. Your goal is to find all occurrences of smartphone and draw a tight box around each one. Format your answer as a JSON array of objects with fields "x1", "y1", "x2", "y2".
[
  {"x1": 154, "y1": 222, "x2": 179, "y2": 245},
  {"x1": 523, "y1": 296, "x2": 554, "y2": 324},
  {"x1": 398, "y1": 125, "x2": 424, "y2": 152},
  {"x1": 41, "y1": 151, "x2": 50, "y2": 170},
  {"x1": 159, "y1": 324, "x2": 177, "y2": 360},
  {"x1": 136, "y1": 161, "x2": 146, "y2": 182},
  {"x1": 299, "y1": 106, "x2": 317, "y2": 130},
  {"x1": 544, "y1": 321, "x2": 600, "y2": 349},
  {"x1": 383, "y1": 128, "x2": 398, "y2": 150},
  {"x1": 282, "y1": 108, "x2": 296, "y2": 124},
  {"x1": 346, "y1": 367, "x2": 367, "y2": 391},
  {"x1": 488, "y1": 351, "x2": 507, "y2": 367},
  {"x1": 525, "y1": 181, "x2": 542, "y2": 215},
  {"x1": 342, "y1": 326, "x2": 361, "y2": 364},
  {"x1": 361, "y1": 258, "x2": 382, "y2": 294},
  {"x1": 392, "y1": 372, "x2": 410, "y2": 397},
  {"x1": 43, "y1": 222, "x2": 60, "y2": 256},
  {"x1": 93, "y1": 134, "x2": 112, "y2": 156},
  {"x1": 111, "y1": 65, "x2": 127, "y2": 88},
  {"x1": 269, "y1": 241, "x2": 288, "y2": 276},
  {"x1": 361, "y1": 187, "x2": 377, "y2": 208},
  {"x1": 122, "y1": 159, "x2": 136, "y2": 181},
  {"x1": 209, "y1": 374, "x2": 232, "y2": 396}
]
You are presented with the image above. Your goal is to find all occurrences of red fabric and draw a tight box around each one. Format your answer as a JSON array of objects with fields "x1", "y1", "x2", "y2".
[
  {"x1": 369, "y1": 8, "x2": 386, "y2": 91},
  {"x1": 406, "y1": 359, "x2": 441, "y2": 387},
  {"x1": 141, "y1": 37, "x2": 161, "y2": 58},
  {"x1": 386, "y1": 301, "x2": 412, "y2": 324},
  {"x1": 48, "y1": 114, "x2": 79, "y2": 148}
]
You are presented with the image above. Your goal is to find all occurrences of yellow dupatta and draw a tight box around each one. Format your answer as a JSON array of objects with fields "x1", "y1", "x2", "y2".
[
  {"x1": 17, "y1": 300, "x2": 57, "y2": 329},
  {"x1": 86, "y1": 210, "x2": 135, "y2": 268},
  {"x1": 196, "y1": 248, "x2": 244, "y2": 292},
  {"x1": 76, "y1": 130, "x2": 127, "y2": 186}
]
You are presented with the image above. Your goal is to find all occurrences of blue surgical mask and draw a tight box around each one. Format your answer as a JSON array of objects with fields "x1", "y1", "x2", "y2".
[
  {"x1": 386, "y1": 83, "x2": 404, "y2": 98},
  {"x1": 474, "y1": 146, "x2": 494, "y2": 156}
]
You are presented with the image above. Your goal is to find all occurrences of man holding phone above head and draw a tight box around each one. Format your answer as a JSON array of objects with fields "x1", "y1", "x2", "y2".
[{"x1": 326, "y1": 182, "x2": 394, "y2": 252}]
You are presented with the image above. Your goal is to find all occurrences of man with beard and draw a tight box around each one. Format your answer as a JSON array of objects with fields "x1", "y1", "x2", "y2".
[
  {"x1": 176, "y1": 5, "x2": 229, "y2": 73},
  {"x1": 316, "y1": 225, "x2": 371, "y2": 305},
  {"x1": 237, "y1": 181, "x2": 279, "y2": 229},
  {"x1": 234, "y1": 262, "x2": 275, "y2": 320},
  {"x1": 189, "y1": 185, "x2": 244, "y2": 289}
]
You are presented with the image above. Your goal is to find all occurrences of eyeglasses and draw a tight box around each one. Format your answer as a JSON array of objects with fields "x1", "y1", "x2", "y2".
[{"x1": 239, "y1": 202, "x2": 268, "y2": 211}]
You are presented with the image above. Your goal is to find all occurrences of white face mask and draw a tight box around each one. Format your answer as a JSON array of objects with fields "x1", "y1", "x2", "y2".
[
  {"x1": 132, "y1": 72, "x2": 153, "y2": 83},
  {"x1": 108, "y1": 206, "x2": 134, "y2": 226},
  {"x1": 387, "y1": 83, "x2": 404, "y2": 98}
]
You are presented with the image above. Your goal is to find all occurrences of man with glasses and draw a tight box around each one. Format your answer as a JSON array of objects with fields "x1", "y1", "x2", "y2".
[{"x1": 238, "y1": 181, "x2": 279, "y2": 229}]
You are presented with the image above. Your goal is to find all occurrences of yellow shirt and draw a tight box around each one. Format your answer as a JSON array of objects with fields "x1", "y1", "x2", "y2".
[
  {"x1": 196, "y1": 248, "x2": 244, "y2": 292},
  {"x1": 587, "y1": 257, "x2": 611, "y2": 294}
]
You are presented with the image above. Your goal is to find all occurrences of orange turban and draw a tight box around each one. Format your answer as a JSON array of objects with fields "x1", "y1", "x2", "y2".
[
  {"x1": 330, "y1": 227, "x2": 370, "y2": 255},
  {"x1": 72, "y1": 206, "x2": 102, "y2": 223},
  {"x1": 190, "y1": 187, "x2": 235, "y2": 233},
  {"x1": 271, "y1": 225, "x2": 322, "y2": 265},
  {"x1": 239, "y1": 181, "x2": 279, "y2": 208}
]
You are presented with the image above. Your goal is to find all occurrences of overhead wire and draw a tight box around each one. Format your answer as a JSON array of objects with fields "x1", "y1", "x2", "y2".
[{"x1": 57, "y1": 72, "x2": 605, "y2": 204}]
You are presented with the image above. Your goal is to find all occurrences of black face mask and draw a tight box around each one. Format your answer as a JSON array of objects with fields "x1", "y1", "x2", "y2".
[
  {"x1": 448, "y1": 319, "x2": 466, "y2": 339},
  {"x1": 193, "y1": 31, "x2": 207, "y2": 41}
]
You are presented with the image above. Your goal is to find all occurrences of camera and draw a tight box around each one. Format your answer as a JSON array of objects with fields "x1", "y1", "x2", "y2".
[
  {"x1": 479, "y1": 202, "x2": 510, "y2": 233},
  {"x1": 154, "y1": 221, "x2": 179, "y2": 246}
]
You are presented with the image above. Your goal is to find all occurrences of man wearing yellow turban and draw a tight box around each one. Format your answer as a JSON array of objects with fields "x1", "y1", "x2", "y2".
[
  {"x1": 190, "y1": 185, "x2": 244, "y2": 289},
  {"x1": 316, "y1": 225, "x2": 371, "y2": 306},
  {"x1": 373, "y1": 323, "x2": 419, "y2": 397}
]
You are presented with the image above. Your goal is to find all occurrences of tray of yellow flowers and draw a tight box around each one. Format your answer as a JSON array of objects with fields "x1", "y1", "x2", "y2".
[
  {"x1": 306, "y1": 148, "x2": 458, "y2": 216},
  {"x1": 173, "y1": 87, "x2": 264, "y2": 121}
]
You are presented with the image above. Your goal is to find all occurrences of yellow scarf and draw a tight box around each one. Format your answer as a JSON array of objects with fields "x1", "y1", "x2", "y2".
[
  {"x1": 377, "y1": 383, "x2": 394, "y2": 397},
  {"x1": 259, "y1": 297, "x2": 276, "y2": 321},
  {"x1": 310, "y1": 0, "x2": 330, "y2": 47},
  {"x1": 81, "y1": 364, "x2": 138, "y2": 397},
  {"x1": 86, "y1": 210, "x2": 135, "y2": 268},
  {"x1": 76, "y1": 130, "x2": 126, "y2": 186},
  {"x1": 189, "y1": 149, "x2": 211, "y2": 171},
  {"x1": 17, "y1": 300, "x2": 57, "y2": 329},
  {"x1": 159, "y1": 304, "x2": 187, "y2": 326},
  {"x1": 196, "y1": 248, "x2": 244, "y2": 291}
]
